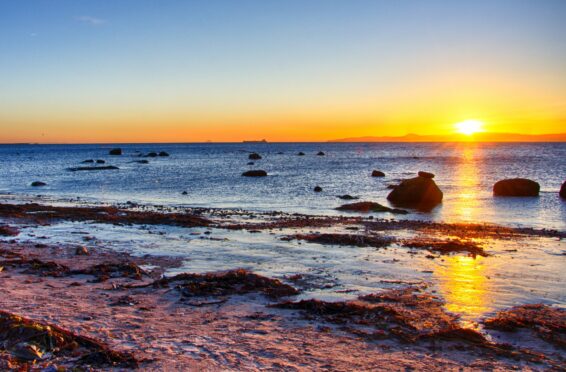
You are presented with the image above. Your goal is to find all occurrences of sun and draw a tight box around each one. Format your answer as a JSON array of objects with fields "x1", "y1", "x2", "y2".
[{"x1": 455, "y1": 119, "x2": 484, "y2": 135}]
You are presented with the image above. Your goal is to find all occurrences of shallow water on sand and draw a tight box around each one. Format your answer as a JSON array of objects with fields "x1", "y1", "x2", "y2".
[{"x1": 0, "y1": 142, "x2": 565, "y2": 230}]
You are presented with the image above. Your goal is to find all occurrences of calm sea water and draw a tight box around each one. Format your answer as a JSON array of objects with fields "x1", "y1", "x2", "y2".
[{"x1": 0, "y1": 142, "x2": 565, "y2": 230}]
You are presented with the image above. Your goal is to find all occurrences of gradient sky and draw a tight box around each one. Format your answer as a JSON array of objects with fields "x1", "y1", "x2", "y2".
[{"x1": 1, "y1": 0, "x2": 565, "y2": 143}]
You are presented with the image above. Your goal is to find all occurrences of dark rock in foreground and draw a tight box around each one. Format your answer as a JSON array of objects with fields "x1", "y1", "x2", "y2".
[
  {"x1": 418, "y1": 171, "x2": 435, "y2": 179},
  {"x1": 248, "y1": 152, "x2": 262, "y2": 160},
  {"x1": 387, "y1": 173, "x2": 443, "y2": 210},
  {"x1": 493, "y1": 178, "x2": 540, "y2": 197},
  {"x1": 109, "y1": 148, "x2": 122, "y2": 156},
  {"x1": 371, "y1": 170, "x2": 385, "y2": 177},
  {"x1": 30, "y1": 181, "x2": 46, "y2": 187},
  {"x1": 68, "y1": 166, "x2": 119, "y2": 172},
  {"x1": 242, "y1": 170, "x2": 267, "y2": 177},
  {"x1": 314, "y1": 186, "x2": 323, "y2": 192},
  {"x1": 561, "y1": 181, "x2": 566, "y2": 199},
  {"x1": 337, "y1": 201, "x2": 408, "y2": 214}
]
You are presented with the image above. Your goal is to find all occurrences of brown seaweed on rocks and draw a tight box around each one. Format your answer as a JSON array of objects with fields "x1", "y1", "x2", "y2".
[
  {"x1": 0, "y1": 202, "x2": 210, "y2": 227},
  {"x1": 0, "y1": 225, "x2": 19, "y2": 237},
  {"x1": 402, "y1": 238, "x2": 488, "y2": 257},
  {"x1": 285, "y1": 233, "x2": 394, "y2": 248},
  {"x1": 0, "y1": 257, "x2": 70, "y2": 277},
  {"x1": 150, "y1": 269, "x2": 299, "y2": 299},
  {"x1": 0, "y1": 310, "x2": 137, "y2": 369},
  {"x1": 484, "y1": 304, "x2": 566, "y2": 349},
  {"x1": 72, "y1": 262, "x2": 148, "y2": 282},
  {"x1": 336, "y1": 201, "x2": 408, "y2": 215}
]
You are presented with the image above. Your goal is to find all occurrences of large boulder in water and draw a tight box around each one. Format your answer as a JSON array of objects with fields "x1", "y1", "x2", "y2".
[
  {"x1": 249, "y1": 153, "x2": 262, "y2": 160},
  {"x1": 31, "y1": 181, "x2": 47, "y2": 187},
  {"x1": 242, "y1": 170, "x2": 267, "y2": 177},
  {"x1": 561, "y1": 181, "x2": 566, "y2": 199},
  {"x1": 371, "y1": 170, "x2": 385, "y2": 177},
  {"x1": 386, "y1": 174, "x2": 443, "y2": 209},
  {"x1": 109, "y1": 148, "x2": 122, "y2": 156},
  {"x1": 493, "y1": 178, "x2": 539, "y2": 197}
]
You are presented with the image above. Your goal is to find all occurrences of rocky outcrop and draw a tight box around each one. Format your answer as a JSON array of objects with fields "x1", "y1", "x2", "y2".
[
  {"x1": 248, "y1": 153, "x2": 262, "y2": 160},
  {"x1": 109, "y1": 148, "x2": 122, "y2": 155},
  {"x1": 387, "y1": 173, "x2": 443, "y2": 210},
  {"x1": 493, "y1": 178, "x2": 540, "y2": 197},
  {"x1": 30, "y1": 181, "x2": 46, "y2": 187},
  {"x1": 242, "y1": 170, "x2": 267, "y2": 177},
  {"x1": 371, "y1": 170, "x2": 385, "y2": 177}
]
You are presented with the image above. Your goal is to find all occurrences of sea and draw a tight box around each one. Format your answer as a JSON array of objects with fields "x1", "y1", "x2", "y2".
[{"x1": 0, "y1": 142, "x2": 564, "y2": 230}]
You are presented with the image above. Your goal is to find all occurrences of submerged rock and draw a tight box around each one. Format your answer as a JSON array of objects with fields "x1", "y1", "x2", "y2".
[
  {"x1": 493, "y1": 178, "x2": 540, "y2": 197},
  {"x1": 30, "y1": 181, "x2": 46, "y2": 187},
  {"x1": 242, "y1": 170, "x2": 267, "y2": 177},
  {"x1": 248, "y1": 152, "x2": 262, "y2": 160},
  {"x1": 561, "y1": 181, "x2": 566, "y2": 199},
  {"x1": 371, "y1": 170, "x2": 385, "y2": 177},
  {"x1": 109, "y1": 148, "x2": 122, "y2": 156},
  {"x1": 336, "y1": 201, "x2": 408, "y2": 214},
  {"x1": 313, "y1": 186, "x2": 323, "y2": 192},
  {"x1": 387, "y1": 173, "x2": 443, "y2": 210}
]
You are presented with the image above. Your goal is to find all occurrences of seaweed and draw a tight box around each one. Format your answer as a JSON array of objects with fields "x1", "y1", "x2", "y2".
[
  {"x1": 286, "y1": 233, "x2": 394, "y2": 248},
  {"x1": 402, "y1": 238, "x2": 488, "y2": 257}
]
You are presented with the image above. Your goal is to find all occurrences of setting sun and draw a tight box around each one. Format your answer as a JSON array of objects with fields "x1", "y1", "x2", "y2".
[{"x1": 455, "y1": 120, "x2": 484, "y2": 135}]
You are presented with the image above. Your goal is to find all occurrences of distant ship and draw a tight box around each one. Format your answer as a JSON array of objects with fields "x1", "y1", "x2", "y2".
[{"x1": 243, "y1": 139, "x2": 267, "y2": 143}]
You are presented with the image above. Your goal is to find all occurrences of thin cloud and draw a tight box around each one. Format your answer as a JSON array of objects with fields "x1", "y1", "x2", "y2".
[{"x1": 75, "y1": 16, "x2": 107, "y2": 26}]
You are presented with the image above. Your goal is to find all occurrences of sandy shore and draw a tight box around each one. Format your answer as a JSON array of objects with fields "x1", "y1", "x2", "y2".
[{"x1": 1, "y1": 202, "x2": 564, "y2": 370}]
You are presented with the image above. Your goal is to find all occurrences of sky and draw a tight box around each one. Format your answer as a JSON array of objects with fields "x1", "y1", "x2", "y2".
[{"x1": 1, "y1": 0, "x2": 565, "y2": 143}]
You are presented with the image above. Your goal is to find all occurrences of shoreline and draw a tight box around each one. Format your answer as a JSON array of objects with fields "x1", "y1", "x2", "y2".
[{"x1": 1, "y1": 200, "x2": 565, "y2": 369}]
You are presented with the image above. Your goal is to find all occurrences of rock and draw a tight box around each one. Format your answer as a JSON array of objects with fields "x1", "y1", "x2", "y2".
[
  {"x1": 96, "y1": 159, "x2": 106, "y2": 164},
  {"x1": 134, "y1": 160, "x2": 149, "y2": 164},
  {"x1": 158, "y1": 151, "x2": 170, "y2": 157},
  {"x1": 0, "y1": 225, "x2": 20, "y2": 236},
  {"x1": 317, "y1": 151, "x2": 325, "y2": 156},
  {"x1": 418, "y1": 171, "x2": 435, "y2": 179},
  {"x1": 247, "y1": 162, "x2": 255, "y2": 165},
  {"x1": 75, "y1": 246, "x2": 89, "y2": 256},
  {"x1": 81, "y1": 159, "x2": 94, "y2": 163},
  {"x1": 249, "y1": 153, "x2": 262, "y2": 160},
  {"x1": 67, "y1": 166, "x2": 119, "y2": 172},
  {"x1": 386, "y1": 185, "x2": 397, "y2": 189},
  {"x1": 561, "y1": 181, "x2": 566, "y2": 199},
  {"x1": 387, "y1": 174, "x2": 443, "y2": 209},
  {"x1": 11, "y1": 342, "x2": 44, "y2": 361},
  {"x1": 371, "y1": 170, "x2": 385, "y2": 177},
  {"x1": 181, "y1": 191, "x2": 188, "y2": 195},
  {"x1": 242, "y1": 170, "x2": 267, "y2": 177},
  {"x1": 336, "y1": 201, "x2": 408, "y2": 214},
  {"x1": 31, "y1": 181, "x2": 46, "y2": 187},
  {"x1": 109, "y1": 148, "x2": 122, "y2": 156},
  {"x1": 493, "y1": 178, "x2": 540, "y2": 197},
  {"x1": 314, "y1": 186, "x2": 323, "y2": 192},
  {"x1": 337, "y1": 195, "x2": 358, "y2": 200},
  {"x1": 297, "y1": 152, "x2": 305, "y2": 156},
  {"x1": 145, "y1": 152, "x2": 158, "y2": 157}
]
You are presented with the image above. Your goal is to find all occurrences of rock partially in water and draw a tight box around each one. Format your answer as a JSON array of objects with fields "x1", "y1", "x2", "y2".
[
  {"x1": 134, "y1": 160, "x2": 149, "y2": 164},
  {"x1": 387, "y1": 174, "x2": 443, "y2": 210},
  {"x1": 30, "y1": 181, "x2": 46, "y2": 187},
  {"x1": 561, "y1": 181, "x2": 566, "y2": 199},
  {"x1": 248, "y1": 152, "x2": 262, "y2": 160},
  {"x1": 109, "y1": 148, "x2": 122, "y2": 156},
  {"x1": 145, "y1": 152, "x2": 158, "y2": 157},
  {"x1": 297, "y1": 152, "x2": 305, "y2": 156},
  {"x1": 314, "y1": 186, "x2": 323, "y2": 192},
  {"x1": 242, "y1": 170, "x2": 267, "y2": 177},
  {"x1": 96, "y1": 159, "x2": 106, "y2": 164},
  {"x1": 336, "y1": 201, "x2": 408, "y2": 214},
  {"x1": 158, "y1": 151, "x2": 169, "y2": 157},
  {"x1": 0, "y1": 225, "x2": 19, "y2": 237},
  {"x1": 67, "y1": 166, "x2": 119, "y2": 172},
  {"x1": 371, "y1": 170, "x2": 385, "y2": 177},
  {"x1": 418, "y1": 171, "x2": 435, "y2": 179},
  {"x1": 317, "y1": 151, "x2": 325, "y2": 156},
  {"x1": 338, "y1": 194, "x2": 358, "y2": 200},
  {"x1": 81, "y1": 159, "x2": 94, "y2": 163},
  {"x1": 247, "y1": 161, "x2": 255, "y2": 165},
  {"x1": 493, "y1": 178, "x2": 540, "y2": 197}
]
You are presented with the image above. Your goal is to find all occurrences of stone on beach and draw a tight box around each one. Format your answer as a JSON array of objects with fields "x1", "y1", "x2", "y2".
[
  {"x1": 242, "y1": 170, "x2": 267, "y2": 177},
  {"x1": 493, "y1": 178, "x2": 540, "y2": 197},
  {"x1": 30, "y1": 181, "x2": 46, "y2": 187},
  {"x1": 386, "y1": 173, "x2": 443, "y2": 209},
  {"x1": 371, "y1": 170, "x2": 385, "y2": 177},
  {"x1": 109, "y1": 148, "x2": 122, "y2": 155}
]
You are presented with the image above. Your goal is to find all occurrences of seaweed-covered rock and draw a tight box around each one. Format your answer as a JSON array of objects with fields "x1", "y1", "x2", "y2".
[
  {"x1": 371, "y1": 170, "x2": 385, "y2": 177},
  {"x1": 242, "y1": 170, "x2": 267, "y2": 177},
  {"x1": 109, "y1": 148, "x2": 122, "y2": 155},
  {"x1": 337, "y1": 201, "x2": 408, "y2": 215},
  {"x1": 387, "y1": 174, "x2": 443, "y2": 210},
  {"x1": 288, "y1": 233, "x2": 393, "y2": 248},
  {"x1": 493, "y1": 178, "x2": 540, "y2": 197}
]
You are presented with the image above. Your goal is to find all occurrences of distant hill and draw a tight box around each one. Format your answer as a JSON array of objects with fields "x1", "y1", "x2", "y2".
[{"x1": 329, "y1": 132, "x2": 566, "y2": 142}]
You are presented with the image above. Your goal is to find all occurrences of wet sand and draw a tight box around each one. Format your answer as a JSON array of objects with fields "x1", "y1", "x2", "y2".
[{"x1": 1, "y1": 201, "x2": 564, "y2": 370}]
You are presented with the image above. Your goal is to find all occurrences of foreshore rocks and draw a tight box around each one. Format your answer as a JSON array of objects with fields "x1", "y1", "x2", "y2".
[
  {"x1": 30, "y1": 181, "x2": 46, "y2": 187},
  {"x1": 109, "y1": 148, "x2": 122, "y2": 156},
  {"x1": 242, "y1": 170, "x2": 267, "y2": 177},
  {"x1": 387, "y1": 172, "x2": 443, "y2": 210},
  {"x1": 559, "y1": 181, "x2": 565, "y2": 199},
  {"x1": 337, "y1": 201, "x2": 408, "y2": 215},
  {"x1": 493, "y1": 178, "x2": 540, "y2": 197},
  {"x1": 371, "y1": 170, "x2": 385, "y2": 177}
]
